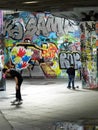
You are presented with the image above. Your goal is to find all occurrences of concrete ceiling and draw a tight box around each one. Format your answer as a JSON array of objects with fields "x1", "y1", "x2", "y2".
[
  {"x1": 1, "y1": 0, "x2": 98, "y2": 21},
  {"x1": 0, "y1": 0, "x2": 98, "y2": 12}
]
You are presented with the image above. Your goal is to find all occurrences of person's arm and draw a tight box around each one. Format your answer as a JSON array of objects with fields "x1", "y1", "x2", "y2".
[
  {"x1": 66, "y1": 68, "x2": 69, "y2": 74},
  {"x1": 14, "y1": 77, "x2": 18, "y2": 90}
]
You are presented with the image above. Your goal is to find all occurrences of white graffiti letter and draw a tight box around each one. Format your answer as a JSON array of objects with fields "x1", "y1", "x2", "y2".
[
  {"x1": 36, "y1": 17, "x2": 48, "y2": 36},
  {"x1": 25, "y1": 18, "x2": 37, "y2": 36},
  {"x1": 3, "y1": 20, "x2": 24, "y2": 40},
  {"x1": 59, "y1": 53, "x2": 70, "y2": 69},
  {"x1": 46, "y1": 16, "x2": 64, "y2": 36}
]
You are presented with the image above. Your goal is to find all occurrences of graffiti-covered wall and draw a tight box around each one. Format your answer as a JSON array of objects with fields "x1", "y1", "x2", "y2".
[
  {"x1": 3, "y1": 11, "x2": 81, "y2": 78},
  {"x1": 0, "y1": 10, "x2": 4, "y2": 70},
  {"x1": 80, "y1": 21, "x2": 97, "y2": 88}
]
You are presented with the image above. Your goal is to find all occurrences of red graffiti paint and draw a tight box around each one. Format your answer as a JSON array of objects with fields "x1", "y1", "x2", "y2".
[{"x1": 17, "y1": 48, "x2": 26, "y2": 57}]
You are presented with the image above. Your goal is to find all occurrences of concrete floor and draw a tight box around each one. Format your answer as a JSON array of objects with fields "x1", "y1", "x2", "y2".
[{"x1": 0, "y1": 78, "x2": 98, "y2": 130}]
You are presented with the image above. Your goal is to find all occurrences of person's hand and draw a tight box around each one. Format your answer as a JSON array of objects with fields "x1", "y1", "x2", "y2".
[{"x1": 3, "y1": 74, "x2": 6, "y2": 79}]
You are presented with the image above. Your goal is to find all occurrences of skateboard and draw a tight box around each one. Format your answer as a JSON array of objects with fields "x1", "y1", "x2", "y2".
[
  {"x1": 11, "y1": 102, "x2": 23, "y2": 106},
  {"x1": 67, "y1": 86, "x2": 79, "y2": 90}
]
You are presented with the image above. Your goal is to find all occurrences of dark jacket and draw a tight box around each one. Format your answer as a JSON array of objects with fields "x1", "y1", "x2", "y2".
[
  {"x1": 9, "y1": 69, "x2": 23, "y2": 82},
  {"x1": 67, "y1": 67, "x2": 75, "y2": 76}
]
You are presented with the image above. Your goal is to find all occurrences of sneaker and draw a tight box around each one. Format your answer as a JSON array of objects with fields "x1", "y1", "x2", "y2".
[
  {"x1": 72, "y1": 87, "x2": 75, "y2": 90},
  {"x1": 11, "y1": 99, "x2": 18, "y2": 104},
  {"x1": 16, "y1": 100, "x2": 23, "y2": 105},
  {"x1": 19, "y1": 99, "x2": 23, "y2": 102},
  {"x1": 67, "y1": 86, "x2": 71, "y2": 89}
]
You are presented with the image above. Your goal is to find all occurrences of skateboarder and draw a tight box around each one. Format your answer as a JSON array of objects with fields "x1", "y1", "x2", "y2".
[{"x1": 2, "y1": 68, "x2": 23, "y2": 105}]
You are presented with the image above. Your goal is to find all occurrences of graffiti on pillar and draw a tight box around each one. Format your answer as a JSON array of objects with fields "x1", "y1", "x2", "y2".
[
  {"x1": 80, "y1": 21, "x2": 97, "y2": 88},
  {"x1": 0, "y1": 11, "x2": 3, "y2": 34}
]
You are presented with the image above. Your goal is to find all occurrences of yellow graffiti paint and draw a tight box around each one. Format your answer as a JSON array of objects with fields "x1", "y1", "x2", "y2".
[{"x1": 14, "y1": 57, "x2": 21, "y2": 63}]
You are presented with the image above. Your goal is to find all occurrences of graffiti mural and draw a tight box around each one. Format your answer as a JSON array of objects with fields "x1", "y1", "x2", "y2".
[
  {"x1": 3, "y1": 11, "x2": 80, "y2": 78},
  {"x1": 80, "y1": 21, "x2": 97, "y2": 88}
]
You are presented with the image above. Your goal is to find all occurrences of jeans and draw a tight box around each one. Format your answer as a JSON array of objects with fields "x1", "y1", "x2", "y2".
[
  {"x1": 16, "y1": 79, "x2": 23, "y2": 101},
  {"x1": 68, "y1": 75, "x2": 75, "y2": 88}
]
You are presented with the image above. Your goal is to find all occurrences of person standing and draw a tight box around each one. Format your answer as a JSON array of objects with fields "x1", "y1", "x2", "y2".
[
  {"x1": 66, "y1": 64, "x2": 75, "y2": 90},
  {"x1": 2, "y1": 68, "x2": 23, "y2": 104}
]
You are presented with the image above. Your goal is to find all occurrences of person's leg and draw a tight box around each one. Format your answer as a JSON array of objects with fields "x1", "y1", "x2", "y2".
[
  {"x1": 68, "y1": 75, "x2": 71, "y2": 88},
  {"x1": 11, "y1": 87, "x2": 19, "y2": 103},
  {"x1": 16, "y1": 86, "x2": 21, "y2": 101},
  {"x1": 16, "y1": 80, "x2": 23, "y2": 101},
  {"x1": 71, "y1": 75, "x2": 75, "y2": 89}
]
